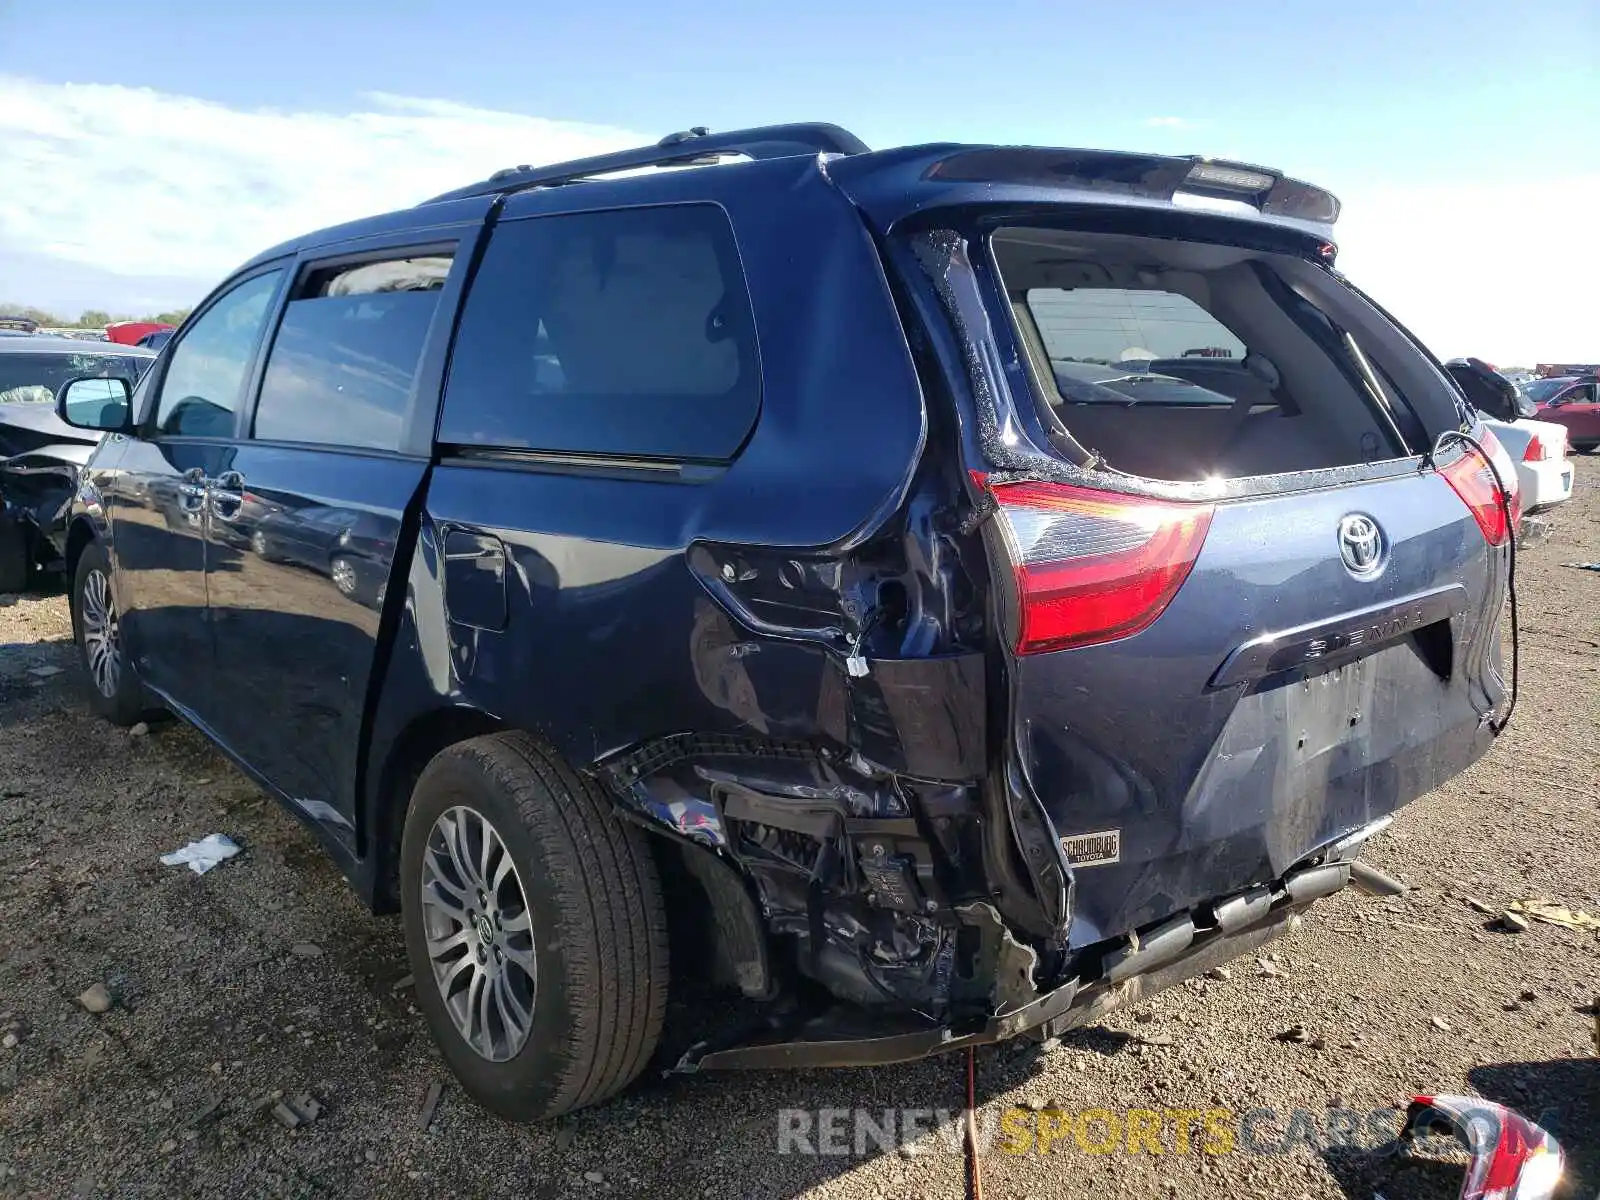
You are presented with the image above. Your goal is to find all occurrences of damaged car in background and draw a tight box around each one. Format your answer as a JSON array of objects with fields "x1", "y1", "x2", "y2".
[
  {"x1": 0, "y1": 337, "x2": 154, "y2": 592},
  {"x1": 1443, "y1": 356, "x2": 1575, "y2": 533},
  {"x1": 50, "y1": 124, "x2": 1518, "y2": 1119}
]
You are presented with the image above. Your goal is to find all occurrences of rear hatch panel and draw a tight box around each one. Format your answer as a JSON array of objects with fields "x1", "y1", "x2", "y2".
[
  {"x1": 1010, "y1": 469, "x2": 1503, "y2": 945},
  {"x1": 862, "y1": 196, "x2": 1508, "y2": 956}
]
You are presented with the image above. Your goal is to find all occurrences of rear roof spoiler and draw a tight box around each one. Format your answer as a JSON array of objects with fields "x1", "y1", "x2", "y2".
[
  {"x1": 420, "y1": 122, "x2": 1339, "y2": 240},
  {"x1": 923, "y1": 148, "x2": 1340, "y2": 229}
]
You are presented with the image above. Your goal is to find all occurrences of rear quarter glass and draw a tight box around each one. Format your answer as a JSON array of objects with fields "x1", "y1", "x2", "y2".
[{"x1": 439, "y1": 203, "x2": 760, "y2": 461}]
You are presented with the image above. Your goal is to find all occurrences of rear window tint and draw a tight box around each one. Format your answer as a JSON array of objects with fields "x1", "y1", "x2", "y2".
[
  {"x1": 440, "y1": 204, "x2": 759, "y2": 460},
  {"x1": 252, "y1": 254, "x2": 451, "y2": 452}
]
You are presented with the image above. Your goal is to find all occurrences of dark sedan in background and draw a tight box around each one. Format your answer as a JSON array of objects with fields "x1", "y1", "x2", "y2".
[{"x1": 0, "y1": 337, "x2": 154, "y2": 591}]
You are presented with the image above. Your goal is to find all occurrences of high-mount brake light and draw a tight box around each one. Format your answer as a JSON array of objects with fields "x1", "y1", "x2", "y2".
[
  {"x1": 982, "y1": 478, "x2": 1214, "y2": 655},
  {"x1": 1186, "y1": 161, "x2": 1275, "y2": 192}
]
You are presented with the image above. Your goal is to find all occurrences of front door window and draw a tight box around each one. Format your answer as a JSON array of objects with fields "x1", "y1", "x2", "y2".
[{"x1": 154, "y1": 271, "x2": 282, "y2": 437}]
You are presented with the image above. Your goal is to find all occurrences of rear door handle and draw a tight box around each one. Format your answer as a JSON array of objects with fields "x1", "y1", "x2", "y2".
[{"x1": 209, "y1": 471, "x2": 245, "y2": 518}]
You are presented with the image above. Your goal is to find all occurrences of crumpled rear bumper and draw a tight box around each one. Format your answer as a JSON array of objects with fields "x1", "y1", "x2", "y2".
[{"x1": 674, "y1": 900, "x2": 1301, "y2": 1072}]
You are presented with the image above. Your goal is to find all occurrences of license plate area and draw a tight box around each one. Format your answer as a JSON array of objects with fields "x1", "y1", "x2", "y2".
[{"x1": 1284, "y1": 656, "x2": 1375, "y2": 762}]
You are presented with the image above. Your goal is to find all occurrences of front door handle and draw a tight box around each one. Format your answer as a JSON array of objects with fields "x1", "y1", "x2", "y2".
[{"x1": 178, "y1": 466, "x2": 207, "y2": 512}]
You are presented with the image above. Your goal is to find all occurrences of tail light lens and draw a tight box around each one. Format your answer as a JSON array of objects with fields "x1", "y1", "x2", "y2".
[
  {"x1": 1401, "y1": 1095, "x2": 1564, "y2": 1200},
  {"x1": 1441, "y1": 431, "x2": 1516, "y2": 546},
  {"x1": 1521, "y1": 430, "x2": 1564, "y2": 462},
  {"x1": 983, "y1": 478, "x2": 1214, "y2": 654}
]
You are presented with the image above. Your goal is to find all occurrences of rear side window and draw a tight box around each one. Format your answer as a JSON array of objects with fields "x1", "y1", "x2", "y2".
[
  {"x1": 253, "y1": 254, "x2": 451, "y2": 451},
  {"x1": 440, "y1": 204, "x2": 760, "y2": 460}
]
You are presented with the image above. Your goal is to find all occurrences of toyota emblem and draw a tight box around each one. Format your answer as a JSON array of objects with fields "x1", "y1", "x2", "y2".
[{"x1": 1338, "y1": 514, "x2": 1384, "y2": 576}]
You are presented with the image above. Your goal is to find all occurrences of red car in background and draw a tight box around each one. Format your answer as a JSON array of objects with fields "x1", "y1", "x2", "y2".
[
  {"x1": 104, "y1": 321, "x2": 173, "y2": 346},
  {"x1": 1519, "y1": 374, "x2": 1600, "y2": 454}
]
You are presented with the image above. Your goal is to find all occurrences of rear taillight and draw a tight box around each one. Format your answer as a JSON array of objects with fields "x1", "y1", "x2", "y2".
[
  {"x1": 1521, "y1": 431, "x2": 1563, "y2": 462},
  {"x1": 984, "y1": 479, "x2": 1214, "y2": 654},
  {"x1": 1441, "y1": 431, "x2": 1515, "y2": 546}
]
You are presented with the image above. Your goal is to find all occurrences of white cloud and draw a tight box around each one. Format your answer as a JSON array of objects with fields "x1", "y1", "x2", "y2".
[
  {"x1": 1331, "y1": 175, "x2": 1600, "y2": 366},
  {"x1": 2, "y1": 77, "x2": 1593, "y2": 365},
  {"x1": 0, "y1": 76, "x2": 644, "y2": 299}
]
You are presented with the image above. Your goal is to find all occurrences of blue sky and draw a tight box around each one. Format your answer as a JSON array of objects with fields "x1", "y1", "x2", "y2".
[{"x1": 1, "y1": 0, "x2": 1595, "y2": 361}]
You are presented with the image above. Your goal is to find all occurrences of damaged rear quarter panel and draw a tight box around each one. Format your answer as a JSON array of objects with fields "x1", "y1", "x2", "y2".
[
  {"x1": 355, "y1": 159, "x2": 1033, "y2": 1024},
  {"x1": 364, "y1": 155, "x2": 990, "y2": 871}
]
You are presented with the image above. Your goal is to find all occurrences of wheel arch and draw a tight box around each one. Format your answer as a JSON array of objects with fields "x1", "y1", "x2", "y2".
[
  {"x1": 365, "y1": 704, "x2": 730, "y2": 1007},
  {"x1": 366, "y1": 704, "x2": 508, "y2": 912},
  {"x1": 64, "y1": 518, "x2": 98, "y2": 586}
]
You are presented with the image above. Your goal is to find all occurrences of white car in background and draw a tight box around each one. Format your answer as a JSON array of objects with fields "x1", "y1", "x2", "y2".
[
  {"x1": 1442, "y1": 358, "x2": 1574, "y2": 523},
  {"x1": 1479, "y1": 411, "x2": 1574, "y2": 512}
]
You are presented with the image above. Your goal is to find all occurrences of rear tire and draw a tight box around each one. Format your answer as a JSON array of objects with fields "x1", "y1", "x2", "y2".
[
  {"x1": 1575, "y1": 442, "x2": 1598, "y2": 455},
  {"x1": 400, "y1": 731, "x2": 669, "y2": 1120},
  {"x1": 70, "y1": 541, "x2": 146, "y2": 726}
]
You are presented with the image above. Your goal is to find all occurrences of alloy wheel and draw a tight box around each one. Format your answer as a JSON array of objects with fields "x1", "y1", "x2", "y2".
[
  {"x1": 80, "y1": 568, "x2": 121, "y2": 698},
  {"x1": 330, "y1": 556, "x2": 357, "y2": 596},
  {"x1": 419, "y1": 805, "x2": 537, "y2": 1061}
]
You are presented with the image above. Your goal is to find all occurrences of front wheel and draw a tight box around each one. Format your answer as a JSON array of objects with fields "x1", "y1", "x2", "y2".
[
  {"x1": 400, "y1": 732, "x2": 669, "y2": 1120},
  {"x1": 71, "y1": 541, "x2": 146, "y2": 725}
]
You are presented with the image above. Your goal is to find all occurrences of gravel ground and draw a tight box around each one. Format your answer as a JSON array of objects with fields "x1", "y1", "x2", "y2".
[{"x1": 1, "y1": 471, "x2": 1595, "y2": 1200}]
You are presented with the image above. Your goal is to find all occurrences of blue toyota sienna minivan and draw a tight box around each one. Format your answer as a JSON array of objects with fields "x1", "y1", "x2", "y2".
[{"x1": 52, "y1": 124, "x2": 1518, "y2": 1118}]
